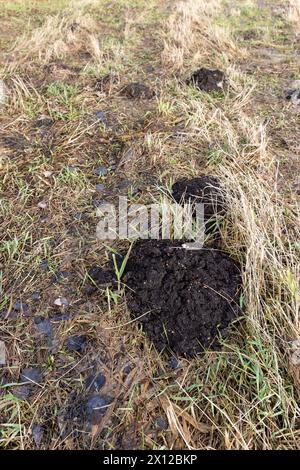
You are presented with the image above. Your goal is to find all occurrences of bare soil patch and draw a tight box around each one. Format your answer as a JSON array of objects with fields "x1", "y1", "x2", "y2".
[{"x1": 124, "y1": 240, "x2": 241, "y2": 356}]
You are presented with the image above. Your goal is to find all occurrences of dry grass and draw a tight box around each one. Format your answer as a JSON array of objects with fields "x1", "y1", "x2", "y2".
[
  {"x1": 12, "y1": 10, "x2": 97, "y2": 64},
  {"x1": 1, "y1": 0, "x2": 300, "y2": 450},
  {"x1": 154, "y1": 0, "x2": 300, "y2": 448},
  {"x1": 161, "y1": 0, "x2": 245, "y2": 72},
  {"x1": 288, "y1": 0, "x2": 300, "y2": 30}
]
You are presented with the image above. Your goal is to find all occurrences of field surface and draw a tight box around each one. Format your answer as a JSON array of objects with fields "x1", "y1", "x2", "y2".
[{"x1": 0, "y1": 0, "x2": 300, "y2": 450}]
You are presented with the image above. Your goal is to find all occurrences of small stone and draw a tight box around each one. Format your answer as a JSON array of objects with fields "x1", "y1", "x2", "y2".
[
  {"x1": 34, "y1": 317, "x2": 53, "y2": 336},
  {"x1": 31, "y1": 424, "x2": 44, "y2": 447},
  {"x1": 85, "y1": 372, "x2": 106, "y2": 391},
  {"x1": 66, "y1": 335, "x2": 87, "y2": 353},
  {"x1": 95, "y1": 166, "x2": 109, "y2": 177},
  {"x1": 20, "y1": 367, "x2": 42, "y2": 384},
  {"x1": 155, "y1": 416, "x2": 168, "y2": 431},
  {"x1": 0, "y1": 341, "x2": 6, "y2": 365},
  {"x1": 43, "y1": 171, "x2": 53, "y2": 178},
  {"x1": 38, "y1": 201, "x2": 47, "y2": 209},
  {"x1": 86, "y1": 395, "x2": 113, "y2": 425},
  {"x1": 54, "y1": 297, "x2": 69, "y2": 307}
]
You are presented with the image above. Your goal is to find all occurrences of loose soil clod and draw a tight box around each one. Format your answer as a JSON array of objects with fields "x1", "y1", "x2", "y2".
[
  {"x1": 13, "y1": 368, "x2": 43, "y2": 400},
  {"x1": 86, "y1": 395, "x2": 114, "y2": 425},
  {"x1": 20, "y1": 367, "x2": 42, "y2": 384},
  {"x1": 172, "y1": 176, "x2": 225, "y2": 222},
  {"x1": 34, "y1": 317, "x2": 53, "y2": 337},
  {"x1": 124, "y1": 240, "x2": 241, "y2": 356},
  {"x1": 85, "y1": 373, "x2": 106, "y2": 392},
  {"x1": 187, "y1": 67, "x2": 225, "y2": 92},
  {"x1": 66, "y1": 335, "x2": 87, "y2": 353}
]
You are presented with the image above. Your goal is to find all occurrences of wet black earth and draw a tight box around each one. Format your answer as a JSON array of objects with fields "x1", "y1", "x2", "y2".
[
  {"x1": 123, "y1": 240, "x2": 241, "y2": 356},
  {"x1": 172, "y1": 175, "x2": 225, "y2": 223},
  {"x1": 187, "y1": 68, "x2": 225, "y2": 92}
]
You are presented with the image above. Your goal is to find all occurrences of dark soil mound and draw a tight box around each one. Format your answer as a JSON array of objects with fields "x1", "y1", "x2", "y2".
[
  {"x1": 172, "y1": 176, "x2": 225, "y2": 221},
  {"x1": 124, "y1": 240, "x2": 241, "y2": 356},
  {"x1": 121, "y1": 82, "x2": 154, "y2": 99},
  {"x1": 187, "y1": 68, "x2": 225, "y2": 92}
]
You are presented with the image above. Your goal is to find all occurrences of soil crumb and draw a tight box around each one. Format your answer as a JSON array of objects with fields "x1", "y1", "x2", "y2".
[
  {"x1": 187, "y1": 68, "x2": 225, "y2": 92},
  {"x1": 124, "y1": 240, "x2": 241, "y2": 356},
  {"x1": 121, "y1": 82, "x2": 154, "y2": 99},
  {"x1": 172, "y1": 176, "x2": 224, "y2": 221}
]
